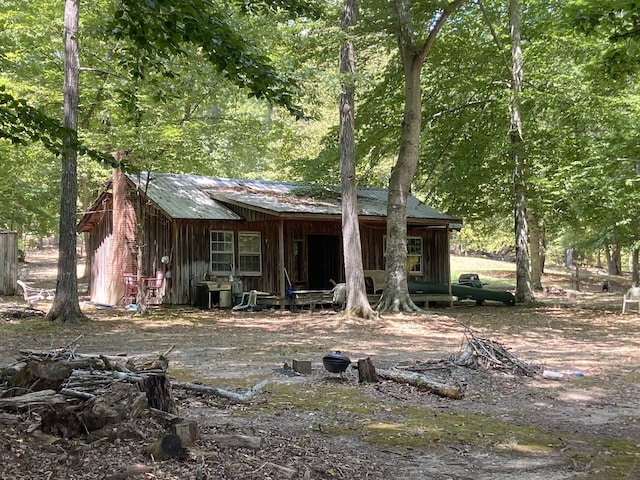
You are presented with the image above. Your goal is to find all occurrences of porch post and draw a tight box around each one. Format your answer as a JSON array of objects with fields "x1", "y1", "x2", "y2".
[{"x1": 279, "y1": 219, "x2": 286, "y2": 307}]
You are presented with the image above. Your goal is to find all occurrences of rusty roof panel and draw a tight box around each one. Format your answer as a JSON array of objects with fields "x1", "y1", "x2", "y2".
[
  {"x1": 128, "y1": 172, "x2": 460, "y2": 224},
  {"x1": 130, "y1": 173, "x2": 242, "y2": 221}
]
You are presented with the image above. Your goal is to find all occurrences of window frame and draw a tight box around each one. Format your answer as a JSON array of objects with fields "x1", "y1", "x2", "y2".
[
  {"x1": 237, "y1": 231, "x2": 262, "y2": 276},
  {"x1": 210, "y1": 230, "x2": 235, "y2": 276},
  {"x1": 383, "y1": 235, "x2": 423, "y2": 275}
]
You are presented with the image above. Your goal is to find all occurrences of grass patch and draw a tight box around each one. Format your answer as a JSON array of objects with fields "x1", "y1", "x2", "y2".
[{"x1": 265, "y1": 383, "x2": 560, "y2": 452}]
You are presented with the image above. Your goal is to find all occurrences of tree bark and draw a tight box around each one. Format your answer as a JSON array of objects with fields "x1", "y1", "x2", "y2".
[
  {"x1": 339, "y1": 0, "x2": 375, "y2": 319},
  {"x1": 378, "y1": 0, "x2": 466, "y2": 313},
  {"x1": 528, "y1": 211, "x2": 543, "y2": 290},
  {"x1": 46, "y1": 0, "x2": 85, "y2": 323},
  {"x1": 510, "y1": 0, "x2": 533, "y2": 304},
  {"x1": 632, "y1": 247, "x2": 639, "y2": 287}
]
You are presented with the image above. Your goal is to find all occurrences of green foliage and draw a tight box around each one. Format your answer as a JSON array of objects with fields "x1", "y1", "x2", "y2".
[
  {"x1": 568, "y1": 0, "x2": 640, "y2": 80},
  {"x1": 103, "y1": 0, "x2": 319, "y2": 118}
]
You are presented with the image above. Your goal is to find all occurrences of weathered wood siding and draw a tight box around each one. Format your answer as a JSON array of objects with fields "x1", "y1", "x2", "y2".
[
  {"x1": 84, "y1": 190, "x2": 453, "y2": 306},
  {"x1": 0, "y1": 230, "x2": 18, "y2": 295}
]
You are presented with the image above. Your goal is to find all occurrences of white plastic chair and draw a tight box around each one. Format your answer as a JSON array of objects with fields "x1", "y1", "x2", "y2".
[
  {"x1": 232, "y1": 290, "x2": 259, "y2": 311},
  {"x1": 17, "y1": 280, "x2": 55, "y2": 307},
  {"x1": 622, "y1": 287, "x2": 640, "y2": 314}
]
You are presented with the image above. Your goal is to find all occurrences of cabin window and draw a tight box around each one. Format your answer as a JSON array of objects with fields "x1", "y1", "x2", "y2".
[
  {"x1": 407, "y1": 237, "x2": 423, "y2": 274},
  {"x1": 383, "y1": 236, "x2": 423, "y2": 275},
  {"x1": 210, "y1": 230, "x2": 234, "y2": 275},
  {"x1": 238, "y1": 232, "x2": 262, "y2": 275}
]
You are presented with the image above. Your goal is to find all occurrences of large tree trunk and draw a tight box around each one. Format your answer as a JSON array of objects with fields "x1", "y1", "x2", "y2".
[
  {"x1": 377, "y1": 0, "x2": 466, "y2": 313},
  {"x1": 46, "y1": 0, "x2": 85, "y2": 323},
  {"x1": 605, "y1": 243, "x2": 622, "y2": 275},
  {"x1": 339, "y1": 0, "x2": 375, "y2": 319},
  {"x1": 377, "y1": 57, "x2": 421, "y2": 313},
  {"x1": 510, "y1": 0, "x2": 533, "y2": 304}
]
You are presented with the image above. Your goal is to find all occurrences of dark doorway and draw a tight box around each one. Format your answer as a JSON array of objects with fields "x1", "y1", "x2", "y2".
[{"x1": 307, "y1": 234, "x2": 341, "y2": 289}]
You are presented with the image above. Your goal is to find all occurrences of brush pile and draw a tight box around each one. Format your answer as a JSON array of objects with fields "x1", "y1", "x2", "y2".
[{"x1": 452, "y1": 327, "x2": 538, "y2": 376}]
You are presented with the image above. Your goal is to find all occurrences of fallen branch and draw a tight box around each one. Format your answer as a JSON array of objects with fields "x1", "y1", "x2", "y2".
[
  {"x1": 377, "y1": 368, "x2": 464, "y2": 399},
  {"x1": 171, "y1": 379, "x2": 268, "y2": 403},
  {"x1": 0, "y1": 389, "x2": 67, "y2": 408}
]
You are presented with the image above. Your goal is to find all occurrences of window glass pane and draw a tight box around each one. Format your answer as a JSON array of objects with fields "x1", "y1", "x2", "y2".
[
  {"x1": 238, "y1": 232, "x2": 261, "y2": 275},
  {"x1": 407, "y1": 237, "x2": 422, "y2": 273},
  {"x1": 383, "y1": 236, "x2": 423, "y2": 274},
  {"x1": 210, "y1": 231, "x2": 234, "y2": 274}
]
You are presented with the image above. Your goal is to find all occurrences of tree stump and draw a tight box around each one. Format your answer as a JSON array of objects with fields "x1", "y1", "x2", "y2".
[
  {"x1": 140, "y1": 373, "x2": 178, "y2": 414},
  {"x1": 357, "y1": 357, "x2": 379, "y2": 383},
  {"x1": 147, "y1": 434, "x2": 183, "y2": 460}
]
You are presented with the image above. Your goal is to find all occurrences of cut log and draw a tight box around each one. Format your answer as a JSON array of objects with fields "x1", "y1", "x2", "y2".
[
  {"x1": 208, "y1": 434, "x2": 262, "y2": 449},
  {"x1": 377, "y1": 368, "x2": 464, "y2": 399},
  {"x1": 10, "y1": 359, "x2": 73, "y2": 393},
  {"x1": 262, "y1": 462, "x2": 297, "y2": 479},
  {"x1": 357, "y1": 357, "x2": 379, "y2": 383},
  {"x1": 0, "y1": 389, "x2": 67, "y2": 409},
  {"x1": 172, "y1": 420, "x2": 199, "y2": 447},
  {"x1": 0, "y1": 412, "x2": 20, "y2": 424},
  {"x1": 147, "y1": 434, "x2": 183, "y2": 460},
  {"x1": 171, "y1": 379, "x2": 268, "y2": 403}
]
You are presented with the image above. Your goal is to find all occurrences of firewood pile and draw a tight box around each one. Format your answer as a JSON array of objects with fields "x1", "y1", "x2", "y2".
[
  {"x1": 452, "y1": 326, "x2": 538, "y2": 376},
  {"x1": 0, "y1": 336, "x2": 268, "y2": 461}
]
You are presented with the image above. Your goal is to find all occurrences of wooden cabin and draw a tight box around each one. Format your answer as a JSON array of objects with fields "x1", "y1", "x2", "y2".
[{"x1": 77, "y1": 171, "x2": 462, "y2": 307}]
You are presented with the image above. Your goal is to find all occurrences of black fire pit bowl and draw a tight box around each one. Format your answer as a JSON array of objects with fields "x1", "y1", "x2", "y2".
[{"x1": 322, "y1": 352, "x2": 351, "y2": 374}]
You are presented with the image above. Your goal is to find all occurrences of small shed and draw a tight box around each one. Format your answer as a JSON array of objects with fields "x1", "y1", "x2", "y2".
[
  {"x1": 0, "y1": 229, "x2": 18, "y2": 295},
  {"x1": 78, "y1": 171, "x2": 462, "y2": 307}
]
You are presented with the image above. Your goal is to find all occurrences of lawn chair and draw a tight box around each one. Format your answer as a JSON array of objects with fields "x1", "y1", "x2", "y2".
[
  {"x1": 123, "y1": 273, "x2": 138, "y2": 305},
  {"x1": 622, "y1": 287, "x2": 640, "y2": 314},
  {"x1": 17, "y1": 280, "x2": 55, "y2": 307},
  {"x1": 144, "y1": 271, "x2": 164, "y2": 305}
]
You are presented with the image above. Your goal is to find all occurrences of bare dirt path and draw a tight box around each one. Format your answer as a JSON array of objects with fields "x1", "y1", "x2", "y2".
[{"x1": 1, "y1": 250, "x2": 639, "y2": 479}]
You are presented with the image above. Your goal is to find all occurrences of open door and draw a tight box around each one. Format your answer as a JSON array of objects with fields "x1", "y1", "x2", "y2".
[{"x1": 307, "y1": 234, "x2": 341, "y2": 289}]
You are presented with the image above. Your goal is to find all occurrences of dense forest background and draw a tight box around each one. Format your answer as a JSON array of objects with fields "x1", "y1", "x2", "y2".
[{"x1": 2, "y1": 0, "x2": 639, "y2": 273}]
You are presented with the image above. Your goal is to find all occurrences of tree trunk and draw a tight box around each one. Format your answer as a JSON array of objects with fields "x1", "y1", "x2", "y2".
[
  {"x1": 46, "y1": 0, "x2": 85, "y2": 323},
  {"x1": 377, "y1": 0, "x2": 466, "y2": 313},
  {"x1": 606, "y1": 244, "x2": 621, "y2": 275},
  {"x1": 510, "y1": 0, "x2": 533, "y2": 304},
  {"x1": 632, "y1": 248, "x2": 639, "y2": 287},
  {"x1": 528, "y1": 211, "x2": 543, "y2": 290},
  {"x1": 339, "y1": 0, "x2": 375, "y2": 319}
]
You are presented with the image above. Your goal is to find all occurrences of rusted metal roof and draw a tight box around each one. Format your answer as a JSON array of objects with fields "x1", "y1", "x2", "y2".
[
  {"x1": 129, "y1": 172, "x2": 460, "y2": 224},
  {"x1": 130, "y1": 173, "x2": 242, "y2": 221}
]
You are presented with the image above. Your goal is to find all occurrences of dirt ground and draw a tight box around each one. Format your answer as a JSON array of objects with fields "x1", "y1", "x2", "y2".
[{"x1": 1, "y1": 249, "x2": 639, "y2": 479}]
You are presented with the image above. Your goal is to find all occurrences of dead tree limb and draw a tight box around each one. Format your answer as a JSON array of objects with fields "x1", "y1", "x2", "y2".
[
  {"x1": 171, "y1": 379, "x2": 268, "y2": 403},
  {"x1": 377, "y1": 368, "x2": 463, "y2": 399},
  {"x1": 0, "y1": 389, "x2": 67, "y2": 408}
]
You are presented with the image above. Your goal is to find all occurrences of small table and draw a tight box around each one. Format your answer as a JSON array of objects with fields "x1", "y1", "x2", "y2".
[
  {"x1": 292, "y1": 289, "x2": 333, "y2": 310},
  {"x1": 198, "y1": 282, "x2": 232, "y2": 309}
]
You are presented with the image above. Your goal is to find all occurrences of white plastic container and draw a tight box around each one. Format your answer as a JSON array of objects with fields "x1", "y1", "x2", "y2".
[{"x1": 542, "y1": 370, "x2": 563, "y2": 380}]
